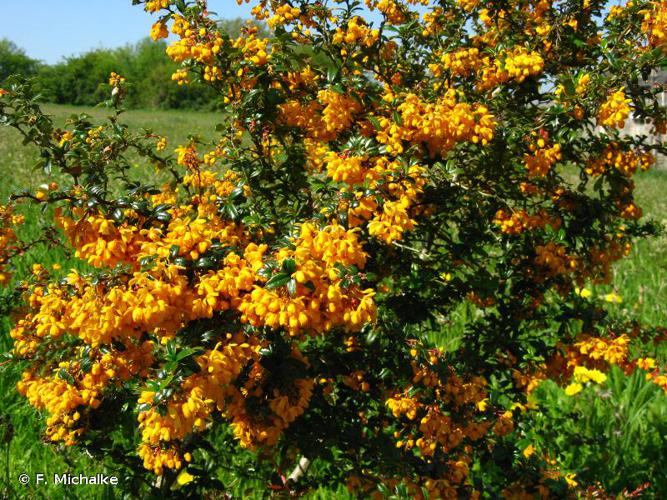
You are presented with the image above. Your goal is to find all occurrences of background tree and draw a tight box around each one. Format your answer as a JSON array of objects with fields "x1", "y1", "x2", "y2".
[{"x1": 0, "y1": 39, "x2": 39, "y2": 81}]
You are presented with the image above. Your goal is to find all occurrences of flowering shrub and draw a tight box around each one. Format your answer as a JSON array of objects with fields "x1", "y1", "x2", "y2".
[{"x1": 1, "y1": 0, "x2": 667, "y2": 496}]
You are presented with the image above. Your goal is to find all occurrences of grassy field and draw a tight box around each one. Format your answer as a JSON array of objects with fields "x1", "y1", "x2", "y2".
[
  {"x1": 0, "y1": 104, "x2": 665, "y2": 498},
  {"x1": 606, "y1": 172, "x2": 667, "y2": 325}
]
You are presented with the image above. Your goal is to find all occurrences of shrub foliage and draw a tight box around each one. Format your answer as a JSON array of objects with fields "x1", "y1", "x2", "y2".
[{"x1": 1, "y1": 0, "x2": 667, "y2": 497}]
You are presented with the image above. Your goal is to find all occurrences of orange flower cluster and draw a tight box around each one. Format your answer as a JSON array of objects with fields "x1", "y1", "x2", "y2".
[
  {"x1": 332, "y1": 17, "x2": 380, "y2": 47},
  {"x1": 317, "y1": 90, "x2": 364, "y2": 137},
  {"x1": 437, "y1": 47, "x2": 482, "y2": 78},
  {"x1": 478, "y1": 47, "x2": 545, "y2": 90},
  {"x1": 597, "y1": 88, "x2": 633, "y2": 128},
  {"x1": 266, "y1": 3, "x2": 301, "y2": 29},
  {"x1": 569, "y1": 334, "x2": 629, "y2": 367},
  {"x1": 320, "y1": 153, "x2": 427, "y2": 243},
  {"x1": 17, "y1": 341, "x2": 154, "y2": 445},
  {"x1": 239, "y1": 222, "x2": 376, "y2": 335},
  {"x1": 641, "y1": 1, "x2": 667, "y2": 50},
  {"x1": 325, "y1": 153, "x2": 368, "y2": 185},
  {"x1": 379, "y1": 350, "x2": 504, "y2": 498},
  {"x1": 140, "y1": 215, "x2": 244, "y2": 263},
  {"x1": 456, "y1": 0, "x2": 481, "y2": 12},
  {"x1": 138, "y1": 334, "x2": 260, "y2": 473},
  {"x1": 108, "y1": 71, "x2": 126, "y2": 87},
  {"x1": 144, "y1": 0, "x2": 169, "y2": 13},
  {"x1": 618, "y1": 200, "x2": 643, "y2": 220},
  {"x1": 150, "y1": 20, "x2": 168, "y2": 40},
  {"x1": 232, "y1": 30, "x2": 271, "y2": 66},
  {"x1": 523, "y1": 135, "x2": 562, "y2": 177},
  {"x1": 367, "y1": 197, "x2": 416, "y2": 244},
  {"x1": 374, "y1": 0, "x2": 408, "y2": 25},
  {"x1": 585, "y1": 145, "x2": 654, "y2": 177},
  {"x1": 12, "y1": 265, "x2": 194, "y2": 349},
  {"x1": 194, "y1": 346, "x2": 314, "y2": 453},
  {"x1": 636, "y1": 358, "x2": 667, "y2": 392},
  {"x1": 376, "y1": 90, "x2": 495, "y2": 157},
  {"x1": 389, "y1": 354, "x2": 490, "y2": 447},
  {"x1": 503, "y1": 47, "x2": 545, "y2": 83},
  {"x1": 56, "y1": 208, "x2": 148, "y2": 269},
  {"x1": 0, "y1": 205, "x2": 22, "y2": 285},
  {"x1": 493, "y1": 208, "x2": 561, "y2": 235},
  {"x1": 535, "y1": 242, "x2": 577, "y2": 277},
  {"x1": 167, "y1": 20, "x2": 224, "y2": 65},
  {"x1": 160, "y1": 13, "x2": 226, "y2": 85},
  {"x1": 279, "y1": 90, "x2": 362, "y2": 142},
  {"x1": 431, "y1": 43, "x2": 545, "y2": 91}
]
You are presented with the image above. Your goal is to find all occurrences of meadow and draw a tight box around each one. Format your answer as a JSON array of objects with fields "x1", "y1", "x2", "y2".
[{"x1": 1, "y1": 104, "x2": 666, "y2": 498}]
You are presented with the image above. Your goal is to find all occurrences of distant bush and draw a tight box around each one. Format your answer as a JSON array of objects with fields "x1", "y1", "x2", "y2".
[
  {"x1": 0, "y1": 39, "x2": 40, "y2": 82},
  {"x1": 34, "y1": 39, "x2": 217, "y2": 110},
  {"x1": 0, "y1": 18, "x2": 268, "y2": 111}
]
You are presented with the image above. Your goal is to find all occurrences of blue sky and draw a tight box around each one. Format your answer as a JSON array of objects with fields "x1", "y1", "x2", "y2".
[{"x1": 1, "y1": 0, "x2": 255, "y2": 64}]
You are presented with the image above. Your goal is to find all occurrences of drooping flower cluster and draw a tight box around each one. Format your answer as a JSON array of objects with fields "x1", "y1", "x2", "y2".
[
  {"x1": 597, "y1": 88, "x2": 633, "y2": 128},
  {"x1": 534, "y1": 242, "x2": 577, "y2": 277},
  {"x1": 375, "y1": 90, "x2": 495, "y2": 157},
  {"x1": 494, "y1": 208, "x2": 561, "y2": 235},
  {"x1": 437, "y1": 47, "x2": 482, "y2": 78},
  {"x1": 523, "y1": 134, "x2": 562, "y2": 177},
  {"x1": 279, "y1": 90, "x2": 363, "y2": 142},
  {"x1": 332, "y1": 17, "x2": 380, "y2": 48},
  {"x1": 586, "y1": 144, "x2": 654, "y2": 177},
  {"x1": 0, "y1": 204, "x2": 23, "y2": 284},
  {"x1": 137, "y1": 334, "x2": 261, "y2": 473},
  {"x1": 17, "y1": 340, "x2": 154, "y2": 445},
  {"x1": 239, "y1": 223, "x2": 376, "y2": 335},
  {"x1": 56, "y1": 208, "x2": 149, "y2": 269},
  {"x1": 477, "y1": 47, "x2": 545, "y2": 90},
  {"x1": 641, "y1": 1, "x2": 667, "y2": 50}
]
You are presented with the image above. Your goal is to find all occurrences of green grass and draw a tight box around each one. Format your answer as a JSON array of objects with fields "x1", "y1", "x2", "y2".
[
  {"x1": 0, "y1": 104, "x2": 665, "y2": 498},
  {"x1": 0, "y1": 103, "x2": 221, "y2": 198},
  {"x1": 601, "y1": 169, "x2": 667, "y2": 325}
]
